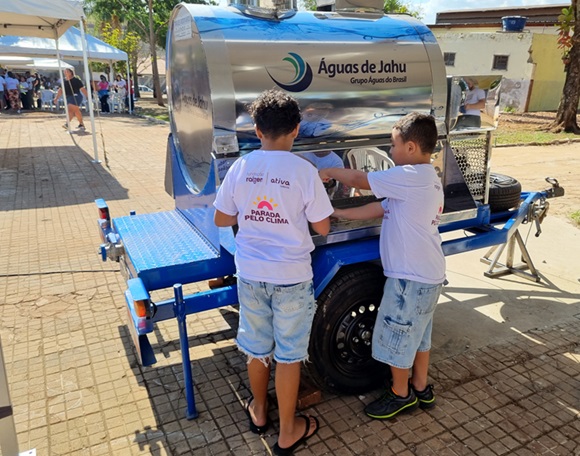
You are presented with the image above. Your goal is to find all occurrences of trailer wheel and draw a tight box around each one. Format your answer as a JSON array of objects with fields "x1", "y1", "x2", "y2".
[
  {"x1": 489, "y1": 173, "x2": 522, "y2": 212},
  {"x1": 305, "y1": 265, "x2": 389, "y2": 395}
]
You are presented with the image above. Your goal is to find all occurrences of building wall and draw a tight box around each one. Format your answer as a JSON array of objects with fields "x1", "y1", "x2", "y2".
[
  {"x1": 527, "y1": 33, "x2": 565, "y2": 112},
  {"x1": 432, "y1": 28, "x2": 564, "y2": 112},
  {"x1": 432, "y1": 30, "x2": 534, "y2": 112}
]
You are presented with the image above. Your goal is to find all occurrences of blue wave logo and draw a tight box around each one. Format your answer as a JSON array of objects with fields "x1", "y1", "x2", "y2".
[{"x1": 267, "y1": 53, "x2": 313, "y2": 93}]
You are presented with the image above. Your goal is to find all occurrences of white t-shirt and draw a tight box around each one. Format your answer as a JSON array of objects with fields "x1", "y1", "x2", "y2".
[
  {"x1": 214, "y1": 149, "x2": 334, "y2": 284},
  {"x1": 464, "y1": 87, "x2": 486, "y2": 116},
  {"x1": 368, "y1": 164, "x2": 446, "y2": 284},
  {"x1": 302, "y1": 151, "x2": 344, "y2": 170}
]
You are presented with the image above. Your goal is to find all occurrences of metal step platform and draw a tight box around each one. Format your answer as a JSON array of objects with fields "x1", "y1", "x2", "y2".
[{"x1": 114, "y1": 210, "x2": 234, "y2": 290}]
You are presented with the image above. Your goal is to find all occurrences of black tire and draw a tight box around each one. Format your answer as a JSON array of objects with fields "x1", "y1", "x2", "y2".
[
  {"x1": 305, "y1": 265, "x2": 389, "y2": 395},
  {"x1": 489, "y1": 173, "x2": 522, "y2": 212}
]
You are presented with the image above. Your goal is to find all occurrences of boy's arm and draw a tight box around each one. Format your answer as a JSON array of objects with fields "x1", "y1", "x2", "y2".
[
  {"x1": 333, "y1": 202, "x2": 383, "y2": 221},
  {"x1": 214, "y1": 209, "x2": 238, "y2": 227},
  {"x1": 319, "y1": 168, "x2": 371, "y2": 190},
  {"x1": 310, "y1": 217, "x2": 331, "y2": 236}
]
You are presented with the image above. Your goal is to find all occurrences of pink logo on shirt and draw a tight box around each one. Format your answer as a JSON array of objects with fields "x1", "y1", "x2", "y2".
[{"x1": 245, "y1": 196, "x2": 289, "y2": 224}]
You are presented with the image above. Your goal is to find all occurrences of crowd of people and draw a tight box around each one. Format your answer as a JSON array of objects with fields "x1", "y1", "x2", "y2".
[
  {"x1": 0, "y1": 67, "x2": 135, "y2": 116},
  {"x1": 93, "y1": 73, "x2": 135, "y2": 114},
  {"x1": 0, "y1": 69, "x2": 56, "y2": 113}
]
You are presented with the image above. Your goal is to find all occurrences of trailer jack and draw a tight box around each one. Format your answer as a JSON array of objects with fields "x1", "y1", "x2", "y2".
[{"x1": 481, "y1": 177, "x2": 563, "y2": 282}]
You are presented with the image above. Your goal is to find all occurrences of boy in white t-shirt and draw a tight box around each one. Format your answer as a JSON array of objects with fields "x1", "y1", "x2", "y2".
[
  {"x1": 214, "y1": 89, "x2": 332, "y2": 455},
  {"x1": 320, "y1": 112, "x2": 445, "y2": 420}
]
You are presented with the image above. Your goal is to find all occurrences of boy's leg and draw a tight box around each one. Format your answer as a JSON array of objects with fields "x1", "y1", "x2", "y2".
[
  {"x1": 271, "y1": 280, "x2": 319, "y2": 448},
  {"x1": 410, "y1": 350, "x2": 430, "y2": 391},
  {"x1": 275, "y1": 362, "x2": 317, "y2": 448},
  {"x1": 391, "y1": 365, "x2": 410, "y2": 397},
  {"x1": 247, "y1": 358, "x2": 270, "y2": 427}
]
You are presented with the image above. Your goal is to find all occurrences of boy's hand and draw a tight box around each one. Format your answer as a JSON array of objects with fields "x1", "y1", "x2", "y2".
[{"x1": 319, "y1": 169, "x2": 332, "y2": 182}]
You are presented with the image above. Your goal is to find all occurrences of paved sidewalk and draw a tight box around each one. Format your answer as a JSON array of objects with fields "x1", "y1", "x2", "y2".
[{"x1": 1, "y1": 112, "x2": 580, "y2": 456}]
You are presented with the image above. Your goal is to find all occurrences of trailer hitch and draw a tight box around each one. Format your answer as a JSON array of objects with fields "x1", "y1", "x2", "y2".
[{"x1": 544, "y1": 177, "x2": 565, "y2": 199}]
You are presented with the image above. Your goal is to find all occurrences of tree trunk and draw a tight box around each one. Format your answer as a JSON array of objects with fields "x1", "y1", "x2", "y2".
[
  {"x1": 148, "y1": 0, "x2": 164, "y2": 107},
  {"x1": 550, "y1": 0, "x2": 580, "y2": 133}
]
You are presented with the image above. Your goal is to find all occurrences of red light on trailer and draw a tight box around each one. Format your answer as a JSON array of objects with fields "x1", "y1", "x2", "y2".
[
  {"x1": 134, "y1": 300, "x2": 148, "y2": 318},
  {"x1": 99, "y1": 207, "x2": 110, "y2": 221}
]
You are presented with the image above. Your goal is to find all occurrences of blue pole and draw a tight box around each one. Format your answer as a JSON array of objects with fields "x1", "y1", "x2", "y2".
[{"x1": 173, "y1": 284, "x2": 198, "y2": 419}]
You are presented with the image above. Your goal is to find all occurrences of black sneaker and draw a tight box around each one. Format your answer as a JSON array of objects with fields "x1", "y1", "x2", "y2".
[
  {"x1": 364, "y1": 388, "x2": 418, "y2": 420},
  {"x1": 411, "y1": 383, "x2": 436, "y2": 410}
]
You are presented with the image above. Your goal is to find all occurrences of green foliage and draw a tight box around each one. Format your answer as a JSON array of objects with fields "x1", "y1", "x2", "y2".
[
  {"x1": 86, "y1": 0, "x2": 207, "y2": 49},
  {"x1": 302, "y1": 0, "x2": 317, "y2": 11},
  {"x1": 384, "y1": 0, "x2": 422, "y2": 18},
  {"x1": 493, "y1": 128, "x2": 580, "y2": 146},
  {"x1": 503, "y1": 106, "x2": 516, "y2": 113},
  {"x1": 100, "y1": 23, "x2": 141, "y2": 74},
  {"x1": 570, "y1": 209, "x2": 580, "y2": 226},
  {"x1": 556, "y1": 6, "x2": 575, "y2": 60}
]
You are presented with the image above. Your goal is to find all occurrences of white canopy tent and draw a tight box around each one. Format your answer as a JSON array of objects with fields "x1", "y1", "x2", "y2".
[
  {"x1": 0, "y1": 27, "x2": 128, "y2": 63},
  {"x1": 0, "y1": 56, "x2": 73, "y2": 70},
  {"x1": 0, "y1": 0, "x2": 84, "y2": 38},
  {"x1": 0, "y1": 0, "x2": 106, "y2": 162}
]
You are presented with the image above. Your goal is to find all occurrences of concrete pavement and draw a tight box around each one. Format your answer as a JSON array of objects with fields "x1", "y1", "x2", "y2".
[{"x1": 1, "y1": 111, "x2": 579, "y2": 455}]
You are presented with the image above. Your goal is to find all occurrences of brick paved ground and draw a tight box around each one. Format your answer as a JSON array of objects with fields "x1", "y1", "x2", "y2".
[{"x1": 1, "y1": 111, "x2": 579, "y2": 456}]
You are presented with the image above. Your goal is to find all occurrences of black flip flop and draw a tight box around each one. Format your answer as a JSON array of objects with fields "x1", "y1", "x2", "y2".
[
  {"x1": 273, "y1": 415, "x2": 320, "y2": 456},
  {"x1": 244, "y1": 396, "x2": 270, "y2": 434}
]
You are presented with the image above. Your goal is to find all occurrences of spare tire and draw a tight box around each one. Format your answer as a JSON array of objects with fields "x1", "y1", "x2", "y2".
[{"x1": 488, "y1": 173, "x2": 522, "y2": 212}]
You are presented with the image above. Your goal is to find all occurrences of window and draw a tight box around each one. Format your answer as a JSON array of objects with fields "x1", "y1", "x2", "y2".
[
  {"x1": 444, "y1": 52, "x2": 456, "y2": 66},
  {"x1": 493, "y1": 55, "x2": 509, "y2": 70}
]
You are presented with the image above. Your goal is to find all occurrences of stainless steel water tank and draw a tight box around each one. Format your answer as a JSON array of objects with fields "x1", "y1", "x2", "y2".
[{"x1": 167, "y1": 3, "x2": 447, "y2": 194}]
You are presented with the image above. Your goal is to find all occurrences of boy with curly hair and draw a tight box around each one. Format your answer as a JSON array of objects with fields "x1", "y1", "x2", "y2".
[{"x1": 214, "y1": 89, "x2": 332, "y2": 454}]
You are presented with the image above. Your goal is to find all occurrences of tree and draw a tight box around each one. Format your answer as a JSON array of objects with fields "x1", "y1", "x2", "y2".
[
  {"x1": 100, "y1": 24, "x2": 141, "y2": 76},
  {"x1": 549, "y1": 1, "x2": 580, "y2": 133},
  {"x1": 86, "y1": 0, "x2": 189, "y2": 107},
  {"x1": 383, "y1": 0, "x2": 422, "y2": 18}
]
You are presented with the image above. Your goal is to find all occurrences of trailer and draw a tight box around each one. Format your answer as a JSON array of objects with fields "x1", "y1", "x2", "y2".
[{"x1": 96, "y1": 0, "x2": 564, "y2": 419}]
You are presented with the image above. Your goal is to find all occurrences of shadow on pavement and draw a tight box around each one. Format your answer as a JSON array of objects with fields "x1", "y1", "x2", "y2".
[{"x1": 0, "y1": 145, "x2": 129, "y2": 211}]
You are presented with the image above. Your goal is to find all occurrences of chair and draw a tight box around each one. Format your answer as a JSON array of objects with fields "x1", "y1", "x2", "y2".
[
  {"x1": 40, "y1": 90, "x2": 55, "y2": 111},
  {"x1": 108, "y1": 92, "x2": 125, "y2": 113},
  {"x1": 345, "y1": 147, "x2": 395, "y2": 196}
]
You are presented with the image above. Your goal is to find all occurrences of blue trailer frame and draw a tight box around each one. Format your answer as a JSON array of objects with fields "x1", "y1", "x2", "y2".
[{"x1": 96, "y1": 170, "x2": 563, "y2": 419}]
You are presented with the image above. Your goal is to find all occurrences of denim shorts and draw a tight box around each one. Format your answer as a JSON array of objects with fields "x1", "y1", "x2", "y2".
[
  {"x1": 236, "y1": 277, "x2": 316, "y2": 364},
  {"x1": 66, "y1": 94, "x2": 83, "y2": 106},
  {"x1": 372, "y1": 278, "x2": 443, "y2": 369}
]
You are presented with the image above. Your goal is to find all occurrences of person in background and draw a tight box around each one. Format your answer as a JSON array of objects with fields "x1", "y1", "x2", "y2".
[
  {"x1": 53, "y1": 68, "x2": 88, "y2": 131},
  {"x1": 125, "y1": 72, "x2": 134, "y2": 112},
  {"x1": 456, "y1": 77, "x2": 486, "y2": 128},
  {"x1": 25, "y1": 71, "x2": 35, "y2": 110},
  {"x1": 34, "y1": 73, "x2": 42, "y2": 109},
  {"x1": 320, "y1": 112, "x2": 445, "y2": 421},
  {"x1": 97, "y1": 75, "x2": 110, "y2": 114},
  {"x1": 0, "y1": 69, "x2": 6, "y2": 113},
  {"x1": 113, "y1": 74, "x2": 126, "y2": 95},
  {"x1": 19, "y1": 75, "x2": 29, "y2": 110},
  {"x1": 4, "y1": 71, "x2": 21, "y2": 113},
  {"x1": 214, "y1": 89, "x2": 330, "y2": 456}
]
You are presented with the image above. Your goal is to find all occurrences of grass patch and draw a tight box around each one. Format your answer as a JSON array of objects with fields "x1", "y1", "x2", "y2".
[
  {"x1": 138, "y1": 108, "x2": 169, "y2": 122},
  {"x1": 570, "y1": 210, "x2": 580, "y2": 227},
  {"x1": 494, "y1": 129, "x2": 579, "y2": 146}
]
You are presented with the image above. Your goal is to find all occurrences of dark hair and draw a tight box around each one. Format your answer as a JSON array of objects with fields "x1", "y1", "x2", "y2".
[
  {"x1": 7, "y1": 71, "x2": 15, "y2": 78},
  {"x1": 393, "y1": 112, "x2": 438, "y2": 154},
  {"x1": 100, "y1": 75, "x2": 107, "y2": 81},
  {"x1": 248, "y1": 89, "x2": 302, "y2": 139}
]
